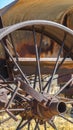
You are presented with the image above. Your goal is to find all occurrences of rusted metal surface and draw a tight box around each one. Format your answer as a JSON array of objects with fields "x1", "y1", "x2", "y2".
[
  {"x1": 0, "y1": 20, "x2": 73, "y2": 59},
  {"x1": 2, "y1": 0, "x2": 73, "y2": 25},
  {"x1": 0, "y1": 21, "x2": 72, "y2": 129},
  {"x1": 0, "y1": 1, "x2": 73, "y2": 129},
  {"x1": 0, "y1": 77, "x2": 67, "y2": 120},
  {"x1": 0, "y1": 88, "x2": 8, "y2": 109},
  {"x1": 36, "y1": 101, "x2": 66, "y2": 119},
  {"x1": 0, "y1": 0, "x2": 73, "y2": 60}
]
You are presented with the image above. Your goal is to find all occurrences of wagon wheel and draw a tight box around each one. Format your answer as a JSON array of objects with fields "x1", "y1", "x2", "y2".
[{"x1": 0, "y1": 20, "x2": 73, "y2": 129}]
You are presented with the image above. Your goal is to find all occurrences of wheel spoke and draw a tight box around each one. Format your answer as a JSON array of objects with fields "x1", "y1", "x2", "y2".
[
  {"x1": 33, "y1": 27, "x2": 42, "y2": 92},
  {"x1": 59, "y1": 114, "x2": 73, "y2": 124},
  {"x1": 18, "y1": 118, "x2": 32, "y2": 130},
  {"x1": 8, "y1": 34, "x2": 19, "y2": 62},
  {"x1": 44, "y1": 122, "x2": 47, "y2": 130},
  {"x1": 0, "y1": 20, "x2": 73, "y2": 130},
  {"x1": 43, "y1": 36, "x2": 72, "y2": 92},
  {"x1": 47, "y1": 34, "x2": 66, "y2": 92},
  {"x1": 33, "y1": 68, "x2": 38, "y2": 89},
  {"x1": 48, "y1": 119, "x2": 57, "y2": 130},
  {"x1": 1, "y1": 40, "x2": 30, "y2": 84},
  {"x1": 57, "y1": 47, "x2": 73, "y2": 71},
  {"x1": 5, "y1": 85, "x2": 18, "y2": 109},
  {"x1": 0, "y1": 117, "x2": 11, "y2": 124},
  {"x1": 16, "y1": 117, "x2": 25, "y2": 130},
  {"x1": 54, "y1": 76, "x2": 73, "y2": 97},
  {"x1": 38, "y1": 28, "x2": 44, "y2": 57},
  {"x1": 28, "y1": 122, "x2": 31, "y2": 130},
  {"x1": 34, "y1": 120, "x2": 40, "y2": 130},
  {"x1": 43, "y1": 50, "x2": 73, "y2": 91}
]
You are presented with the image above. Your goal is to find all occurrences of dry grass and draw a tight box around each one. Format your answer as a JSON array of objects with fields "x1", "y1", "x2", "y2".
[{"x1": 0, "y1": 114, "x2": 73, "y2": 130}]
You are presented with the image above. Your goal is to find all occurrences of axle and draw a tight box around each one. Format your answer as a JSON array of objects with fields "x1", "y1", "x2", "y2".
[{"x1": 32, "y1": 98, "x2": 66, "y2": 120}]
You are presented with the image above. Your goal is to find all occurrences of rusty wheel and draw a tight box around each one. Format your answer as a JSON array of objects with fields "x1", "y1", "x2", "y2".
[{"x1": 0, "y1": 20, "x2": 73, "y2": 129}]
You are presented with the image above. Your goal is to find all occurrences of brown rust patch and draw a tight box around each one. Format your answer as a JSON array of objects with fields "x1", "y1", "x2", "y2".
[{"x1": 16, "y1": 37, "x2": 60, "y2": 58}]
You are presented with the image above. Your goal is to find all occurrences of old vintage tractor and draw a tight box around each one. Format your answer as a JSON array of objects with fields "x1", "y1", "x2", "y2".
[{"x1": 0, "y1": 0, "x2": 73, "y2": 129}]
